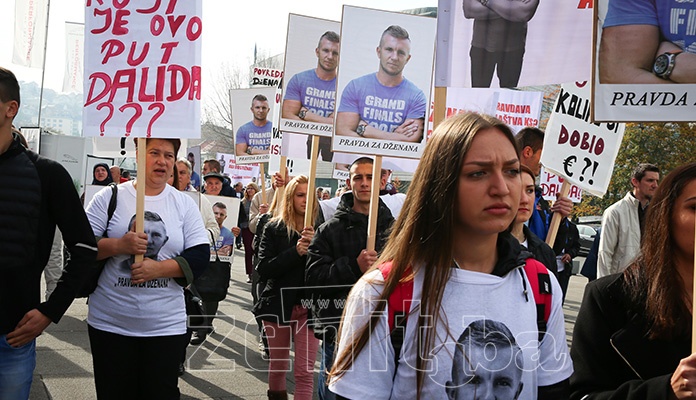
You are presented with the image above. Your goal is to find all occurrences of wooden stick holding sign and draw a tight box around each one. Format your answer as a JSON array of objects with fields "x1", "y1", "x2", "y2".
[
  {"x1": 432, "y1": 87, "x2": 448, "y2": 129},
  {"x1": 260, "y1": 163, "x2": 267, "y2": 204},
  {"x1": 692, "y1": 207, "x2": 696, "y2": 352},
  {"x1": 545, "y1": 180, "x2": 571, "y2": 247},
  {"x1": 276, "y1": 155, "x2": 287, "y2": 201},
  {"x1": 366, "y1": 156, "x2": 383, "y2": 252},
  {"x1": 134, "y1": 137, "x2": 147, "y2": 263},
  {"x1": 304, "y1": 136, "x2": 320, "y2": 228}
]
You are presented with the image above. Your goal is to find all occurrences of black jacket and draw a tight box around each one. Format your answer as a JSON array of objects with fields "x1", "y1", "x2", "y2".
[
  {"x1": 254, "y1": 219, "x2": 310, "y2": 325},
  {"x1": 570, "y1": 273, "x2": 687, "y2": 399},
  {"x1": 305, "y1": 193, "x2": 394, "y2": 340},
  {"x1": 553, "y1": 219, "x2": 581, "y2": 272},
  {"x1": 0, "y1": 133, "x2": 97, "y2": 334},
  {"x1": 523, "y1": 225, "x2": 558, "y2": 276}
]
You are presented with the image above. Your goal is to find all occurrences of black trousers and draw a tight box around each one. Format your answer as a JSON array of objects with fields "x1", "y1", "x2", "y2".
[
  {"x1": 88, "y1": 325, "x2": 187, "y2": 400},
  {"x1": 469, "y1": 46, "x2": 525, "y2": 88}
]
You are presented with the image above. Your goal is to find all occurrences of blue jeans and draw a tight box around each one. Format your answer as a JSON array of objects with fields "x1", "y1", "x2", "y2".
[
  {"x1": 0, "y1": 335, "x2": 36, "y2": 400},
  {"x1": 318, "y1": 339, "x2": 336, "y2": 400}
]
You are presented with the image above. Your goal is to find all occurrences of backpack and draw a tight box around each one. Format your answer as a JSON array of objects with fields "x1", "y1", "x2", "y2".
[
  {"x1": 76, "y1": 183, "x2": 118, "y2": 298},
  {"x1": 380, "y1": 258, "x2": 553, "y2": 364}
]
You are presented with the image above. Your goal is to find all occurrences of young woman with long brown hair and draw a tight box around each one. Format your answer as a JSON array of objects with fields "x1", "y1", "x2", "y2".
[
  {"x1": 571, "y1": 162, "x2": 696, "y2": 399},
  {"x1": 328, "y1": 112, "x2": 572, "y2": 399}
]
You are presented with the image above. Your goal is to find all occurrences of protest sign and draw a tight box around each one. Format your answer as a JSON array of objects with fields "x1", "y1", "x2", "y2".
[
  {"x1": 540, "y1": 82, "x2": 625, "y2": 197},
  {"x1": 91, "y1": 136, "x2": 188, "y2": 158},
  {"x1": 83, "y1": 1, "x2": 202, "y2": 138},
  {"x1": 226, "y1": 162, "x2": 261, "y2": 187},
  {"x1": 202, "y1": 195, "x2": 240, "y2": 262},
  {"x1": 280, "y1": 14, "x2": 340, "y2": 138},
  {"x1": 269, "y1": 156, "x2": 311, "y2": 178},
  {"x1": 435, "y1": 0, "x2": 592, "y2": 88},
  {"x1": 230, "y1": 87, "x2": 278, "y2": 164},
  {"x1": 592, "y1": 0, "x2": 696, "y2": 122},
  {"x1": 332, "y1": 6, "x2": 436, "y2": 159},
  {"x1": 251, "y1": 67, "x2": 283, "y2": 88},
  {"x1": 540, "y1": 167, "x2": 582, "y2": 203}
]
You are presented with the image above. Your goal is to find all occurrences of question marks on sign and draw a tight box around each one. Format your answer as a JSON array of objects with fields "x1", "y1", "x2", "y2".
[
  {"x1": 118, "y1": 103, "x2": 143, "y2": 135},
  {"x1": 96, "y1": 102, "x2": 115, "y2": 136},
  {"x1": 563, "y1": 155, "x2": 599, "y2": 185},
  {"x1": 147, "y1": 103, "x2": 165, "y2": 137}
]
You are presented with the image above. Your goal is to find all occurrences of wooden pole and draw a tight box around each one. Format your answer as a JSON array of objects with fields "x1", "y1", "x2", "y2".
[
  {"x1": 366, "y1": 156, "x2": 383, "y2": 252},
  {"x1": 277, "y1": 155, "x2": 287, "y2": 201},
  {"x1": 545, "y1": 181, "x2": 571, "y2": 247},
  {"x1": 259, "y1": 163, "x2": 267, "y2": 204},
  {"x1": 433, "y1": 87, "x2": 448, "y2": 130},
  {"x1": 304, "y1": 136, "x2": 320, "y2": 228},
  {"x1": 134, "y1": 137, "x2": 147, "y2": 263},
  {"x1": 692, "y1": 207, "x2": 696, "y2": 352}
]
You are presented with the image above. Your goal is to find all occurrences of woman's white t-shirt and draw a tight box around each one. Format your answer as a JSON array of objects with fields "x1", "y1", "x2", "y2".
[{"x1": 85, "y1": 182, "x2": 208, "y2": 337}]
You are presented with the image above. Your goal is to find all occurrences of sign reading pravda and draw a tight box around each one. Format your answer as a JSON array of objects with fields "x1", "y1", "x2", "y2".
[
  {"x1": 83, "y1": 0, "x2": 202, "y2": 138},
  {"x1": 540, "y1": 82, "x2": 624, "y2": 197}
]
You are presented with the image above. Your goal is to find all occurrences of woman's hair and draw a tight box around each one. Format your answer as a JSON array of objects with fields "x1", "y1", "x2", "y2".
[
  {"x1": 624, "y1": 162, "x2": 696, "y2": 339},
  {"x1": 245, "y1": 182, "x2": 260, "y2": 199},
  {"x1": 272, "y1": 175, "x2": 316, "y2": 238},
  {"x1": 329, "y1": 112, "x2": 519, "y2": 397},
  {"x1": 92, "y1": 163, "x2": 114, "y2": 186}
]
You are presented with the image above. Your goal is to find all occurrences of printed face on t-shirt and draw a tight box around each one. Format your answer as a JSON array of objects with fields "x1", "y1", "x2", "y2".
[
  {"x1": 144, "y1": 219, "x2": 168, "y2": 259},
  {"x1": 377, "y1": 34, "x2": 412, "y2": 77},
  {"x1": 446, "y1": 345, "x2": 523, "y2": 400},
  {"x1": 251, "y1": 99, "x2": 270, "y2": 122},
  {"x1": 316, "y1": 38, "x2": 340, "y2": 73}
]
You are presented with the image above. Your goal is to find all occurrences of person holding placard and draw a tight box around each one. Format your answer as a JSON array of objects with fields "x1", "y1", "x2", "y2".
[
  {"x1": 254, "y1": 175, "x2": 318, "y2": 400},
  {"x1": 306, "y1": 157, "x2": 395, "y2": 400},
  {"x1": 236, "y1": 94, "x2": 273, "y2": 156},
  {"x1": 599, "y1": 0, "x2": 696, "y2": 84},
  {"x1": 336, "y1": 25, "x2": 426, "y2": 143},
  {"x1": 598, "y1": 163, "x2": 660, "y2": 278},
  {"x1": 570, "y1": 162, "x2": 696, "y2": 399},
  {"x1": 283, "y1": 31, "x2": 340, "y2": 162},
  {"x1": 462, "y1": 0, "x2": 540, "y2": 88},
  {"x1": 328, "y1": 112, "x2": 572, "y2": 399},
  {"x1": 84, "y1": 138, "x2": 209, "y2": 399}
]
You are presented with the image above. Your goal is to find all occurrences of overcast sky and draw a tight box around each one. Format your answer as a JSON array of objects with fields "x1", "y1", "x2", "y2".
[{"x1": 1, "y1": 0, "x2": 436, "y2": 109}]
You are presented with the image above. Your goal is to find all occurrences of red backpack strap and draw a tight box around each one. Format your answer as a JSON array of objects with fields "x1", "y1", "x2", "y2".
[
  {"x1": 379, "y1": 262, "x2": 413, "y2": 368},
  {"x1": 522, "y1": 258, "x2": 553, "y2": 341}
]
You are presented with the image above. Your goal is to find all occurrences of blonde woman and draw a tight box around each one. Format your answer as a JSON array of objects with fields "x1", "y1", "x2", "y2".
[{"x1": 254, "y1": 175, "x2": 318, "y2": 400}]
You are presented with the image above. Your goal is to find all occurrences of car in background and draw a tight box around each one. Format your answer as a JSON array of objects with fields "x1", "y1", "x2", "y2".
[{"x1": 577, "y1": 224, "x2": 599, "y2": 257}]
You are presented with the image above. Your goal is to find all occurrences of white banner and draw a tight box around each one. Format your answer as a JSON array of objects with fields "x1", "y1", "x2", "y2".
[
  {"x1": 540, "y1": 82, "x2": 625, "y2": 197},
  {"x1": 83, "y1": 1, "x2": 202, "y2": 138},
  {"x1": 13, "y1": 0, "x2": 48, "y2": 68},
  {"x1": 539, "y1": 167, "x2": 582, "y2": 203},
  {"x1": 91, "y1": 137, "x2": 188, "y2": 158},
  {"x1": 225, "y1": 163, "x2": 261, "y2": 187},
  {"x1": 269, "y1": 156, "x2": 312, "y2": 178},
  {"x1": 435, "y1": 0, "x2": 592, "y2": 88},
  {"x1": 63, "y1": 22, "x2": 84, "y2": 93}
]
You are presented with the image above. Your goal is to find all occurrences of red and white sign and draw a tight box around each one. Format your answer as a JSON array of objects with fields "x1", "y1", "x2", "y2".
[
  {"x1": 83, "y1": 1, "x2": 202, "y2": 138},
  {"x1": 540, "y1": 167, "x2": 582, "y2": 203}
]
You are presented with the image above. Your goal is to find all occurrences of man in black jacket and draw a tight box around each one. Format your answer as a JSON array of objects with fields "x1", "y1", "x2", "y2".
[
  {"x1": 0, "y1": 67, "x2": 97, "y2": 398},
  {"x1": 306, "y1": 157, "x2": 394, "y2": 400}
]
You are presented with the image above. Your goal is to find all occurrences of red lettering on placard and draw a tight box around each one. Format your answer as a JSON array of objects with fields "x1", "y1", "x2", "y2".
[
  {"x1": 127, "y1": 41, "x2": 149, "y2": 66},
  {"x1": 578, "y1": 0, "x2": 593, "y2": 9},
  {"x1": 186, "y1": 17, "x2": 202, "y2": 41},
  {"x1": 101, "y1": 39, "x2": 124, "y2": 64},
  {"x1": 167, "y1": 15, "x2": 186, "y2": 36},
  {"x1": 160, "y1": 42, "x2": 178, "y2": 63}
]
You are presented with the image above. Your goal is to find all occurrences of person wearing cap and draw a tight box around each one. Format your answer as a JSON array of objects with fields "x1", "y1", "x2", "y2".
[{"x1": 203, "y1": 172, "x2": 226, "y2": 197}]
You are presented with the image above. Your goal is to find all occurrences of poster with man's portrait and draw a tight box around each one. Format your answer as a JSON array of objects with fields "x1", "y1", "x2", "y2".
[
  {"x1": 332, "y1": 6, "x2": 436, "y2": 159},
  {"x1": 592, "y1": 0, "x2": 696, "y2": 122},
  {"x1": 280, "y1": 14, "x2": 341, "y2": 139},
  {"x1": 435, "y1": 0, "x2": 592, "y2": 89},
  {"x1": 202, "y1": 195, "x2": 240, "y2": 262},
  {"x1": 230, "y1": 87, "x2": 278, "y2": 164}
]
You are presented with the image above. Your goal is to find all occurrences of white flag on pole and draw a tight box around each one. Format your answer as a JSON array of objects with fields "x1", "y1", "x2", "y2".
[
  {"x1": 63, "y1": 22, "x2": 84, "y2": 93},
  {"x1": 13, "y1": 0, "x2": 49, "y2": 68}
]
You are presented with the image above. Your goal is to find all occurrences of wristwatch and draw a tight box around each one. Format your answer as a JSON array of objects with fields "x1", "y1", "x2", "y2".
[
  {"x1": 356, "y1": 124, "x2": 366, "y2": 137},
  {"x1": 246, "y1": 147, "x2": 253, "y2": 155},
  {"x1": 653, "y1": 51, "x2": 683, "y2": 80},
  {"x1": 298, "y1": 109, "x2": 307, "y2": 120}
]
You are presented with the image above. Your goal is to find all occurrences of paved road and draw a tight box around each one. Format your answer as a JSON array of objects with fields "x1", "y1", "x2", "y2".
[{"x1": 29, "y1": 249, "x2": 591, "y2": 399}]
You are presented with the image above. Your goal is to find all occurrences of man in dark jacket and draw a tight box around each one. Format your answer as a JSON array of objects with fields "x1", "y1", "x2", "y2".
[
  {"x1": 552, "y1": 218, "x2": 581, "y2": 303},
  {"x1": 306, "y1": 157, "x2": 394, "y2": 400},
  {"x1": 0, "y1": 67, "x2": 98, "y2": 398}
]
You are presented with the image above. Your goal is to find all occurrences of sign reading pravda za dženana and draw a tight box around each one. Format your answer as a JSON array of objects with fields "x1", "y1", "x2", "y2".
[
  {"x1": 541, "y1": 82, "x2": 624, "y2": 197},
  {"x1": 83, "y1": 0, "x2": 202, "y2": 138}
]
